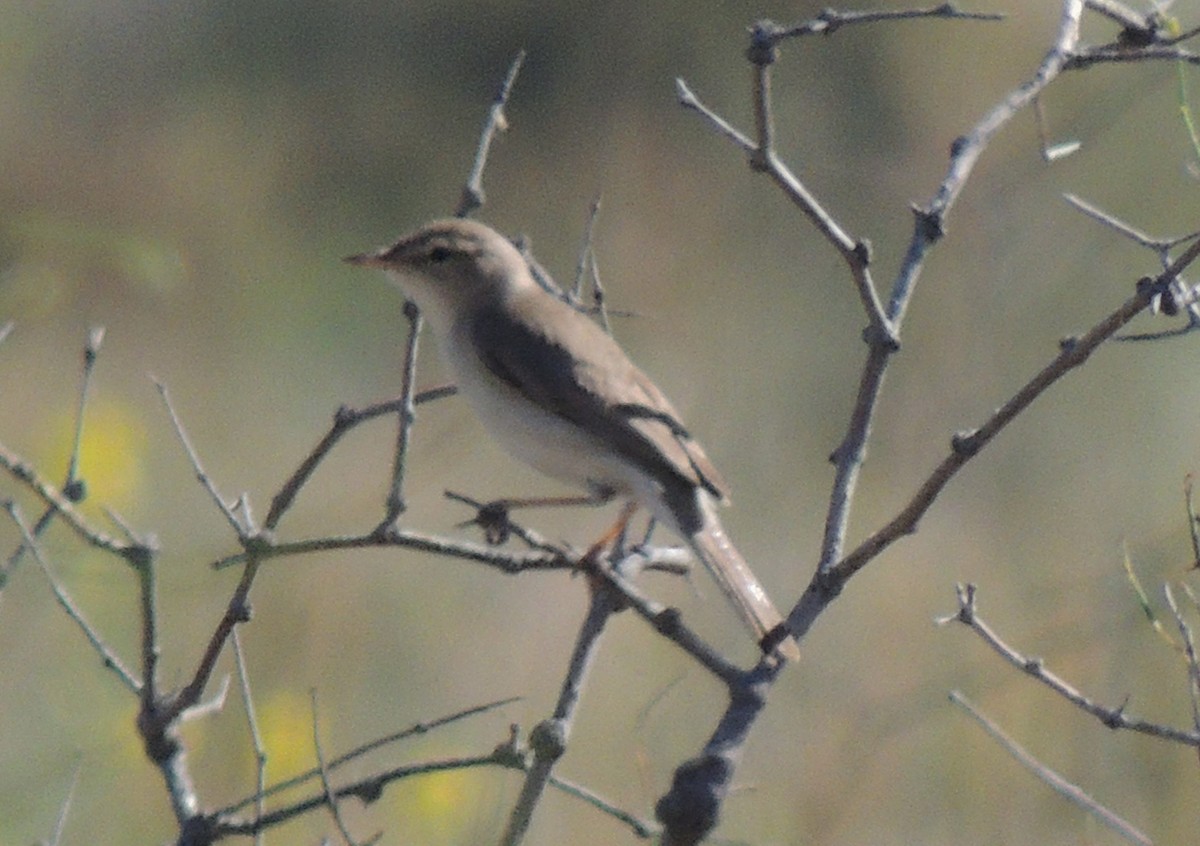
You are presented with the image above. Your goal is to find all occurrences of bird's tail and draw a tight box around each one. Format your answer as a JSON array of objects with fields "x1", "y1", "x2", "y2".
[{"x1": 687, "y1": 499, "x2": 800, "y2": 662}]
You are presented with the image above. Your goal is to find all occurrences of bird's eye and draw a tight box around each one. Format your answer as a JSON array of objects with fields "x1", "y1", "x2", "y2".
[{"x1": 428, "y1": 246, "x2": 452, "y2": 264}]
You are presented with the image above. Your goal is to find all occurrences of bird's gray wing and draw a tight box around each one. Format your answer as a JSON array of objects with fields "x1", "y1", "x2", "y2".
[{"x1": 469, "y1": 294, "x2": 729, "y2": 500}]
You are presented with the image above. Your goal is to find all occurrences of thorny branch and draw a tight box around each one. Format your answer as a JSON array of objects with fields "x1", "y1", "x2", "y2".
[{"x1": 663, "y1": 1, "x2": 1200, "y2": 843}]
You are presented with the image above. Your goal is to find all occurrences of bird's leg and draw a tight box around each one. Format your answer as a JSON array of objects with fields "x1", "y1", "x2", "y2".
[
  {"x1": 579, "y1": 500, "x2": 639, "y2": 565},
  {"x1": 576, "y1": 501, "x2": 640, "y2": 613}
]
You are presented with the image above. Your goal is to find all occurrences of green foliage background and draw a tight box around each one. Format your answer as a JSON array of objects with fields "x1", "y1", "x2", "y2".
[{"x1": 2, "y1": 1, "x2": 1200, "y2": 843}]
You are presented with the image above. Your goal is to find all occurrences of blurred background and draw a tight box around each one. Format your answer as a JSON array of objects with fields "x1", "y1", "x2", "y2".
[{"x1": 2, "y1": 0, "x2": 1200, "y2": 843}]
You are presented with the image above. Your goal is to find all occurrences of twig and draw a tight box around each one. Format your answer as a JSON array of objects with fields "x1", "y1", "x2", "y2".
[
  {"x1": 601, "y1": 550, "x2": 745, "y2": 685},
  {"x1": 1083, "y1": 0, "x2": 1151, "y2": 31},
  {"x1": 949, "y1": 691, "x2": 1151, "y2": 846},
  {"x1": 220, "y1": 695, "x2": 520, "y2": 815},
  {"x1": 498, "y1": 548, "x2": 629, "y2": 846},
  {"x1": 263, "y1": 387, "x2": 455, "y2": 532},
  {"x1": 1163, "y1": 585, "x2": 1200, "y2": 742},
  {"x1": 211, "y1": 526, "x2": 573, "y2": 572},
  {"x1": 0, "y1": 436, "x2": 134, "y2": 562},
  {"x1": 46, "y1": 759, "x2": 82, "y2": 846},
  {"x1": 4, "y1": 500, "x2": 141, "y2": 692},
  {"x1": 6, "y1": 328, "x2": 106, "y2": 574},
  {"x1": 1062, "y1": 196, "x2": 1200, "y2": 338},
  {"x1": 218, "y1": 751, "x2": 518, "y2": 836},
  {"x1": 1068, "y1": 44, "x2": 1200, "y2": 68},
  {"x1": 231, "y1": 629, "x2": 267, "y2": 846},
  {"x1": 165, "y1": 551, "x2": 260, "y2": 724},
  {"x1": 760, "y1": 4, "x2": 1003, "y2": 41},
  {"x1": 823, "y1": 235, "x2": 1200, "y2": 594},
  {"x1": 456, "y1": 50, "x2": 526, "y2": 218},
  {"x1": 675, "y1": 79, "x2": 755, "y2": 154},
  {"x1": 817, "y1": 0, "x2": 1086, "y2": 575},
  {"x1": 941, "y1": 583, "x2": 1200, "y2": 746},
  {"x1": 1122, "y1": 545, "x2": 1178, "y2": 651},
  {"x1": 155, "y1": 379, "x2": 250, "y2": 539},
  {"x1": 1187, "y1": 475, "x2": 1200, "y2": 568},
  {"x1": 1063, "y1": 194, "x2": 1200, "y2": 251},
  {"x1": 66, "y1": 327, "x2": 104, "y2": 490},
  {"x1": 655, "y1": 662, "x2": 776, "y2": 846},
  {"x1": 549, "y1": 772, "x2": 659, "y2": 839},
  {"x1": 661, "y1": 10, "x2": 1085, "y2": 842},
  {"x1": 1033, "y1": 95, "x2": 1081, "y2": 161},
  {"x1": 572, "y1": 194, "x2": 602, "y2": 301},
  {"x1": 311, "y1": 689, "x2": 381, "y2": 846},
  {"x1": 380, "y1": 301, "x2": 423, "y2": 528},
  {"x1": 572, "y1": 195, "x2": 613, "y2": 335},
  {"x1": 682, "y1": 53, "x2": 892, "y2": 343}
]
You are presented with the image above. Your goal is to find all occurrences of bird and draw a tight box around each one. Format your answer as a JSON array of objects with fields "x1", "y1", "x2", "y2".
[{"x1": 346, "y1": 218, "x2": 799, "y2": 661}]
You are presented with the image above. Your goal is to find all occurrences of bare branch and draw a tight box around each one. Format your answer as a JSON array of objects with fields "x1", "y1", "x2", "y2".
[
  {"x1": 218, "y1": 750, "x2": 515, "y2": 836},
  {"x1": 1187, "y1": 475, "x2": 1200, "y2": 569},
  {"x1": 211, "y1": 526, "x2": 572, "y2": 572},
  {"x1": 760, "y1": 4, "x2": 1004, "y2": 42},
  {"x1": 811, "y1": 1, "x2": 1088, "y2": 580},
  {"x1": 949, "y1": 691, "x2": 1151, "y2": 846},
  {"x1": 155, "y1": 380, "x2": 251, "y2": 538},
  {"x1": 456, "y1": 50, "x2": 526, "y2": 218},
  {"x1": 6, "y1": 329, "x2": 107, "y2": 574},
  {"x1": 263, "y1": 387, "x2": 455, "y2": 531},
  {"x1": 1068, "y1": 44, "x2": 1200, "y2": 68},
  {"x1": 379, "y1": 300, "x2": 423, "y2": 528},
  {"x1": 1034, "y1": 95, "x2": 1081, "y2": 161},
  {"x1": 4, "y1": 500, "x2": 140, "y2": 692},
  {"x1": 499, "y1": 548, "x2": 625, "y2": 846},
  {"x1": 311, "y1": 689, "x2": 381, "y2": 846},
  {"x1": 674, "y1": 79, "x2": 755, "y2": 154},
  {"x1": 548, "y1": 773, "x2": 659, "y2": 839},
  {"x1": 1084, "y1": 0, "x2": 1152, "y2": 32},
  {"x1": 941, "y1": 583, "x2": 1200, "y2": 746},
  {"x1": 0, "y1": 435, "x2": 133, "y2": 560},
  {"x1": 1163, "y1": 584, "x2": 1200, "y2": 738},
  {"x1": 46, "y1": 760, "x2": 82, "y2": 846},
  {"x1": 166, "y1": 553, "x2": 260, "y2": 724},
  {"x1": 220, "y1": 695, "x2": 521, "y2": 816},
  {"x1": 823, "y1": 237, "x2": 1200, "y2": 594},
  {"x1": 231, "y1": 629, "x2": 267, "y2": 846},
  {"x1": 1063, "y1": 193, "x2": 1200, "y2": 251}
]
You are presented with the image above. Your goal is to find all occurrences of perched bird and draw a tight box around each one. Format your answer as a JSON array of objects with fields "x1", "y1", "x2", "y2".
[{"x1": 346, "y1": 218, "x2": 799, "y2": 661}]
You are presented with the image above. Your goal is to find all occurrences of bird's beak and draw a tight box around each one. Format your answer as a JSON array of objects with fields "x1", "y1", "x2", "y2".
[{"x1": 343, "y1": 250, "x2": 383, "y2": 267}]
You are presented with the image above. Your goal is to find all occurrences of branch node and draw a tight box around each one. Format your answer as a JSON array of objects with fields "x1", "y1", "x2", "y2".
[
  {"x1": 852, "y1": 238, "x2": 872, "y2": 267},
  {"x1": 952, "y1": 582, "x2": 977, "y2": 623},
  {"x1": 653, "y1": 606, "x2": 684, "y2": 637},
  {"x1": 813, "y1": 568, "x2": 844, "y2": 603},
  {"x1": 233, "y1": 598, "x2": 253, "y2": 625},
  {"x1": 62, "y1": 478, "x2": 87, "y2": 503},
  {"x1": 745, "y1": 20, "x2": 780, "y2": 66},
  {"x1": 950, "y1": 429, "x2": 980, "y2": 457},
  {"x1": 655, "y1": 754, "x2": 729, "y2": 845},
  {"x1": 529, "y1": 719, "x2": 567, "y2": 762},
  {"x1": 124, "y1": 542, "x2": 156, "y2": 572},
  {"x1": 493, "y1": 723, "x2": 528, "y2": 769},
  {"x1": 862, "y1": 322, "x2": 900, "y2": 353},
  {"x1": 911, "y1": 203, "x2": 946, "y2": 243},
  {"x1": 242, "y1": 530, "x2": 275, "y2": 557}
]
